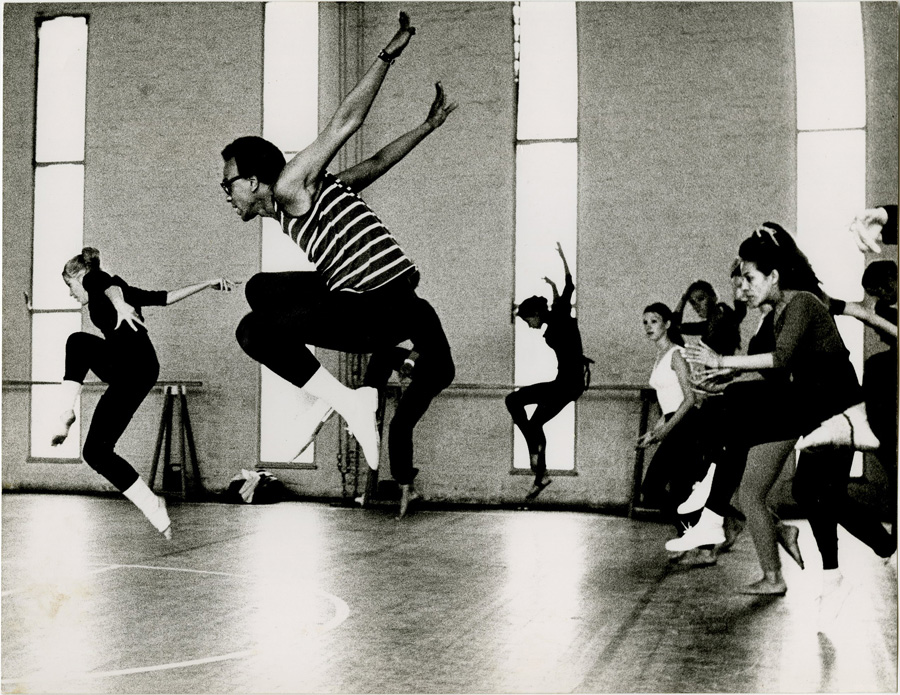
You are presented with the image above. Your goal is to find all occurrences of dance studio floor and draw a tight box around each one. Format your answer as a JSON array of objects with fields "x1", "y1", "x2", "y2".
[{"x1": 2, "y1": 493, "x2": 896, "y2": 694}]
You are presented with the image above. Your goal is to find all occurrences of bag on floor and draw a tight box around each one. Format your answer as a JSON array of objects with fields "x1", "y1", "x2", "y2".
[{"x1": 226, "y1": 469, "x2": 284, "y2": 505}]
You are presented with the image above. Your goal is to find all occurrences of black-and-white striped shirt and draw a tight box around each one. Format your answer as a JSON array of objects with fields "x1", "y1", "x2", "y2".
[{"x1": 278, "y1": 172, "x2": 417, "y2": 293}]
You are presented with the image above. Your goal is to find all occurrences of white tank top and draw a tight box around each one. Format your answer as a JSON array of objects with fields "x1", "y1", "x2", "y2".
[{"x1": 649, "y1": 346, "x2": 685, "y2": 415}]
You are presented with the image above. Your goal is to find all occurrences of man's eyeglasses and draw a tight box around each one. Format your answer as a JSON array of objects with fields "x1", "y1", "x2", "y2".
[{"x1": 221, "y1": 175, "x2": 245, "y2": 196}]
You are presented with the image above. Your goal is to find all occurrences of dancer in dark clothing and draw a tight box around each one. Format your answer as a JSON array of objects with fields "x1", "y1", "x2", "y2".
[
  {"x1": 222, "y1": 15, "x2": 456, "y2": 516},
  {"x1": 679, "y1": 226, "x2": 892, "y2": 620},
  {"x1": 673, "y1": 279, "x2": 744, "y2": 357},
  {"x1": 52, "y1": 247, "x2": 234, "y2": 538},
  {"x1": 507, "y1": 242, "x2": 592, "y2": 500}
]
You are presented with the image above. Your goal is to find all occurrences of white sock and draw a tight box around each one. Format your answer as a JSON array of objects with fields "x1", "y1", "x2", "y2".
[
  {"x1": 302, "y1": 367, "x2": 360, "y2": 413},
  {"x1": 302, "y1": 367, "x2": 379, "y2": 469},
  {"x1": 59, "y1": 379, "x2": 81, "y2": 414},
  {"x1": 122, "y1": 477, "x2": 169, "y2": 532}
]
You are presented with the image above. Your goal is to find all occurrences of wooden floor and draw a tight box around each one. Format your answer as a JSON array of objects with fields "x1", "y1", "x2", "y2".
[{"x1": 2, "y1": 493, "x2": 896, "y2": 694}]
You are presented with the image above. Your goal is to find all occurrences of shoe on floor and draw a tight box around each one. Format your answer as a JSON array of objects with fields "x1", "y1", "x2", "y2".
[{"x1": 665, "y1": 520, "x2": 725, "y2": 552}]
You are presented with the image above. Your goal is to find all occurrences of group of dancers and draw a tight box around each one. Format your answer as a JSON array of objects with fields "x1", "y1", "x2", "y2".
[
  {"x1": 635, "y1": 212, "x2": 897, "y2": 627},
  {"x1": 48, "y1": 11, "x2": 896, "y2": 617}
]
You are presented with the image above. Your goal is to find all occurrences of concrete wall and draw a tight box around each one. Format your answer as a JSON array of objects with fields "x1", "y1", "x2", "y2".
[{"x1": 3, "y1": 3, "x2": 897, "y2": 511}]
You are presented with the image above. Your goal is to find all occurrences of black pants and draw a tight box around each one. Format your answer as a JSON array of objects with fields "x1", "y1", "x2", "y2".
[
  {"x1": 640, "y1": 407, "x2": 708, "y2": 530},
  {"x1": 704, "y1": 379, "x2": 892, "y2": 567},
  {"x1": 237, "y1": 272, "x2": 454, "y2": 484},
  {"x1": 505, "y1": 377, "x2": 583, "y2": 481},
  {"x1": 864, "y1": 349, "x2": 898, "y2": 541},
  {"x1": 64, "y1": 331, "x2": 159, "y2": 491}
]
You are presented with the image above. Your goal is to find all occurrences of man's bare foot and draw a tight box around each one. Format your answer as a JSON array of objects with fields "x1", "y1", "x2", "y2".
[{"x1": 397, "y1": 484, "x2": 422, "y2": 519}]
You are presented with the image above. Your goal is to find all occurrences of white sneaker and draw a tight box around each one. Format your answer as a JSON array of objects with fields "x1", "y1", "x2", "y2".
[
  {"x1": 677, "y1": 463, "x2": 716, "y2": 515},
  {"x1": 342, "y1": 387, "x2": 380, "y2": 471},
  {"x1": 290, "y1": 398, "x2": 336, "y2": 462},
  {"x1": 665, "y1": 520, "x2": 725, "y2": 552}
]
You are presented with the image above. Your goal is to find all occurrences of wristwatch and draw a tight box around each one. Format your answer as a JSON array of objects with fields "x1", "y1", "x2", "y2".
[{"x1": 377, "y1": 49, "x2": 395, "y2": 65}]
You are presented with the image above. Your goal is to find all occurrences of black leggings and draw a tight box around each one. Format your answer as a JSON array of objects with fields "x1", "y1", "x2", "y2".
[
  {"x1": 505, "y1": 378, "x2": 583, "y2": 480},
  {"x1": 640, "y1": 408, "x2": 708, "y2": 529},
  {"x1": 64, "y1": 331, "x2": 159, "y2": 491},
  {"x1": 238, "y1": 272, "x2": 455, "y2": 484},
  {"x1": 864, "y1": 348, "x2": 897, "y2": 541}
]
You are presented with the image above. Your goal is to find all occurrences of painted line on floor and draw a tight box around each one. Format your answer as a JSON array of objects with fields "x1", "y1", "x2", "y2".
[{"x1": 1, "y1": 563, "x2": 351, "y2": 684}]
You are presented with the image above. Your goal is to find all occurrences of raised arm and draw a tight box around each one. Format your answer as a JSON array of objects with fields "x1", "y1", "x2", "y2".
[
  {"x1": 338, "y1": 82, "x2": 457, "y2": 192},
  {"x1": 556, "y1": 242, "x2": 575, "y2": 304},
  {"x1": 165, "y1": 278, "x2": 237, "y2": 306},
  {"x1": 275, "y1": 12, "x2": 416, "y2": 209}
]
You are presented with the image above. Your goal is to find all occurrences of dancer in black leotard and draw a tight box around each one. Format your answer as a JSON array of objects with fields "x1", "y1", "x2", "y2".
[
  {"x1": 52, "y1": 247, "x2": 235, "y2": 538},
  {"x1": 507, "y1": 243, "x2": 592, "y2": 500}
]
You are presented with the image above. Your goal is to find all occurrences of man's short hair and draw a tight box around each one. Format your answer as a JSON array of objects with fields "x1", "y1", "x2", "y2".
[{"x1": 221, "y1": 136, "x2": 286, "y2": 186}]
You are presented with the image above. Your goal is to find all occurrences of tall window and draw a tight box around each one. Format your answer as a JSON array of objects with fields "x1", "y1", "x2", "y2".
[
  {"x1": 259, "y1": 2, "x2": 320, "y2": 465},
  {"x1": 793, "y1": 2, "x2": 867, "y2": 474},
  {"x1": 512, "y1": 2, "x2": 578, "y2": 471},
  {"x1": 29, "y1": 17, "x2": 88, "y2": 460}
]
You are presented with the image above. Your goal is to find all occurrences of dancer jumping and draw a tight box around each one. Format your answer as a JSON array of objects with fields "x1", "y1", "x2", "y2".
[
  {"x1": 52, "y1": 247, "x2": 235, "y2": 538},
  {"x1": 507, "y1": 242, "x2": 592, "y2": 500},
  {"x1": 221, "y1": 13, "x2": 455, "y2": 506}
]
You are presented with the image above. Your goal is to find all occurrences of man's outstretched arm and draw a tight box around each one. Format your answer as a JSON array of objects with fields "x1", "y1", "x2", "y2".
[
  {"x1": 276, "y1": 12, "x2": 416, "y2": 209},
  {"x1": 338, "y1": 82, "x2": 457, "y2": 192}
]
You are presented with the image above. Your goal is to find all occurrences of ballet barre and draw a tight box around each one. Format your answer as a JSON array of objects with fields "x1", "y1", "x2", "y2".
[{"x1": 4, "y1": 380, "x2": 204, "y2": 500}]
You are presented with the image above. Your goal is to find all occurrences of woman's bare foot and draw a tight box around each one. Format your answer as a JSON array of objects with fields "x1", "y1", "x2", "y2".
[
  {"x1": 738, "y1": 575, "x2": 787, "y2": 595},
  {"x1": 776, "y1": 522, "x2": 805, "y2": 569},
  {"x1": 525, "y1": 477, "x2": 552, "y2": 501},
  {"x1": 50, "y1": 410, "x2": 76, "y2": 447}
]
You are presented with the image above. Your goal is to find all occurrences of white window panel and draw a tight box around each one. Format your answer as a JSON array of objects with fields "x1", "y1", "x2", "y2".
[
  {"x1": 793, "y1": 2, "x2": 865, "y2": 132},
  {"x1": 30, "y1": 313, "x2": 83, "y2": 460},
  {"x1": 263, "y1": 2, "x2": 319, "y2": 154},
  {"x1": 35, "y1": 17, "x2": 87, "y2": 163},
  {"x1": 513, "y1": 142, "x2": 578, "y2": 471},
  {"x1": 31, "y1": 312, "x2": 81, "y2": 383},
  {"x1": 32, "y1": 165, "x2": 84, "y2": 310},
  {"x1": 796, "y1": 130, "x2": 866, "y2": 302},
  {"x1": 260, "y1": 365, "x2": 319, "y2": 465},
  {"x1": 516, "y1": 2, "x2": 578, "y2": 141},
  {"x1": 261, "y1": 3, "x2": 321, "y2": 465},
  {"x1": 31, "y1": 385, "x2": 81, "y2": 460}
]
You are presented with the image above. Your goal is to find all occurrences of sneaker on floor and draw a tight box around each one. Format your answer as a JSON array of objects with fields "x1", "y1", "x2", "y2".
[{"x1": 665, "y1": 520, "x2": 725, "y2": 552}]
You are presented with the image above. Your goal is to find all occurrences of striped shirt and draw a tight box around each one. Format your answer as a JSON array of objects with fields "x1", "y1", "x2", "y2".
[{"x1": 278, "y1": 172, "x2": 417, "y2": 293}]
